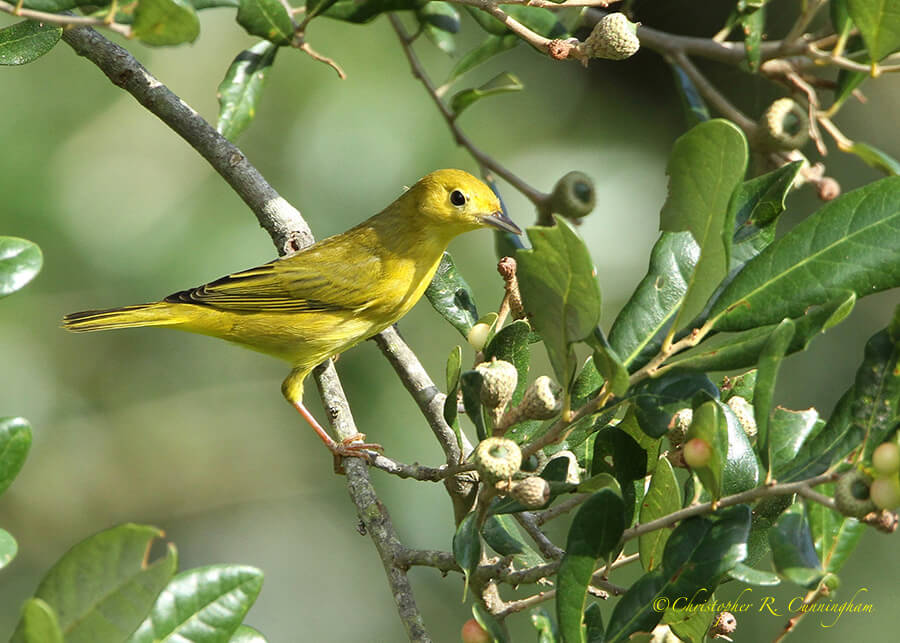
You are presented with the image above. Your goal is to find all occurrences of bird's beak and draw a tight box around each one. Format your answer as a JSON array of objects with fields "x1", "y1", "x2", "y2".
[{"x1": 482, "y1": 210, "x2": 522, "y2": 235}]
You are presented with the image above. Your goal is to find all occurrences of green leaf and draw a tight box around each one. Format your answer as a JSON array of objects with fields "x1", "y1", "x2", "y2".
[
  {"x1": 453, "y1": 512, "x2": 482, "y2": 601},
  {"x1": 854, "y1": 325, "x2": 900, "y2": 457},
  {"x1": 659, "y1": 119, "x2": 748, "y2": 329},
  {"x1": 769, "y1": 407, "x2": 820, "y2": 478},
  {"x1": 451, "y1": 72, "x2": 523, "y2": 117},
  {"x1": 638, "y1": 457, "x2": 680, "y2": 571},
  {"x1": 808, "y1": 482, "x2": 865, "y2": 573},
  {"x1": 447, "y1": 34, "x2": 519, "y2": 83},
  {"x1": 230, "y1": 625, "x2": 268, "y2": 642},
  {"x1": 832, "y1": 69, "x2": 867, "y2": 113},
  {"x1": 722, "y1": 369, "x2": 757, "y2": 402},
  {"x1": 473, "y1": 603, "x2": 508, "y2": 643},
  {"x1": 425, "y1": 252, "x2": 479, "y2": 336},
  {"x1": 11, "y1": 524, "x2": 177, "y2": 643},
  {"x1": 739, "y1": 4, "x2": 765, "y2": 71},
  {"x1": 518, "y1": 218, "x2": 602, "y2": 388},
  {"x1": 584, "y1": 603, "x2": 604, "y2": 643},
  {"x1": 0, "y1": 528, "x2": 17, "y2": 570},
  {"x1": 720, "y1": 400, "x2": 761, "y2": 494},
  {"x1": 604, "y1": 569, "x2": 667, "y2": 643},
  {"x1": 846, "y1": 141, "x2": 900, "y2": 175},
  {"x1": 460, "y1": 370, "x2": 486, "y2": 441},
  {"x1": 609, "y1": 230, "x2": 698, "y2": 370},
  {"x1": 423, "y1": 23, "x2": 456, "y2": 55},
  {"x1": 780, "y1": 389, "x2": 855, "y2": 482},
  {"x1": 669, "y1": 64, "x2": 710, "y2": 127},
  {"x1": 584, "y1": 328, "x2": 629, "y2": 397},
  {"x1": 21, "y1": 599, "x2": 63, "y2": 643},
  {"x1": 832, "y1": 0, "x2": 853, "y2": 32},
  {"x1": 847, "y1": 0, "x2": 900, "y2": 61},
  {"x1": 417, "y1": 1, "x2": 460, "y2": 32},
  {"x1": 556, "y1": 489, "x2": 625, "y2": 643},
  {"x1": 0, "y1": 21, "x2": 61, "y2": 66},
  {"x1": 482, "y1": 515, "x2": 543, "y2": 567},
  {"x1": 133, "y1": 0, "x2": 200, "y2": 46},
  {"x1": 190, "y1": 0, "x2": 240, "y2": 8},
  {"x1": 710, "y1": 176, "x2": 900, "y2": 331},
  {"x1": 0, "y1": 417, "x2": 32, "y2": 496},
  {"x1": 504, "y1": 5, "x2": 568, "y2": 38},
  {"x1": 728, "y1": 562, "x2": 781, "y2": 586},
  {"x1": 306, "y1": 0, "x2": 340, "y2": 19},
  {"x1": 0, "y1": 237, "x2": 42, "y2": 297},
  {"x1": 663, "y1": 599, "x2": 715, "y2": 643},
  {"x1": 753, "y1": 319, "x2": 796, "y2": 472},
  {"x1": 572, "y1": 356, "x2": 604, "y2": 409},
  {"x1": 324, "y1": 0, "x2": 422, "y2": 23},
  {"x1": 216, "y1": 41, "x2": 278, "y2": 141},
  {"x1": 444, "y1": 345, "x2": 463, "y2": 448},
  {"x1": 485, "y1": 320, "x2": 531, "y2": 406},
  {"x1": 769, "y1": 503, "x2": 824, "y2": 588},
  {"x1": 532, "y1": 607, "x2": 560, "y2": 643},
  {"x1": 685, "y1": 399, "x2": 729, "y2": 499},
  {"x1": 631, "y1": 372, "x2": 719, "y2": 438},
  {"x1": 236, "y1": 0, "x2": 293, "y2": 45},
  {"x1": 127, "y1": 565, "x2": 263, "y2": 643},
  {"x1": 664, "y1": 294, "x2": 856, "y2": 372}
]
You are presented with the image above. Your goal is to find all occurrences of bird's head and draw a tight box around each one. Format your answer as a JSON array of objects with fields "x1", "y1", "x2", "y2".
[{"x1": 407, "y1": 169, "x2": 522, "y2": 237}]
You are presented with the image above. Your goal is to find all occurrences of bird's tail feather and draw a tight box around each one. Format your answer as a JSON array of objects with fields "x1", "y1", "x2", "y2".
[{"x1": 63, "y1": 303, "x2": 181, "y2": 332}]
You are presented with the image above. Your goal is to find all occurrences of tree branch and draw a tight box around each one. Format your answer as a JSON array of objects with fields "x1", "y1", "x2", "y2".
[
  {"x1": 0, "y1": 2, "x2": 131, "y2": 37},
  {"x1": 61, "y1": 25, "x2": 430, "y2": 642}
]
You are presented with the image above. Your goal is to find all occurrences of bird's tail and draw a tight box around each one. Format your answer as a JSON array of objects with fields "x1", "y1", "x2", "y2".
[{"x1": 63, "y1": 302, "x2": 182, "y2": 332}]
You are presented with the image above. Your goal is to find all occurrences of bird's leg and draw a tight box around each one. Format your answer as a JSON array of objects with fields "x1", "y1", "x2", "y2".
[{"x1": 291, "y1": 399, "x2": 383, "y2": 459}]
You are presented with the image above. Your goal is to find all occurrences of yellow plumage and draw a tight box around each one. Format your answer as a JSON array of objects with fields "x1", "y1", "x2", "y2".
[{"x1": 64, "y1": 169, "x2": 521, "y2": 458}]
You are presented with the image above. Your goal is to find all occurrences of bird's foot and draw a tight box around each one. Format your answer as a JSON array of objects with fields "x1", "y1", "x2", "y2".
[{"x1": 329, "y1": 434, "x2": 383, "y2": 474}]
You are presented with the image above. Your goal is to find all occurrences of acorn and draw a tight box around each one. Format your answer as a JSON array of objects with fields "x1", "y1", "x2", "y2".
[
  {"x1": 510, "y1": 476, "x2": 551, "y2": 508},
  {"x1": 669, "y1": 408, "x2": 692, "y2": 448},
  {"x1": 683, "y1": 438, "x2": 712, "y2": 469},
  {"x1": 726, "y1": 396, "x2": 757, "y2": 440},
  {"x1": 872, "y1": 441, "x2": 900, "y2": 476},
  {"x1": 757, "y1": 98, "x2": 809, "y2": 151},
  {"x1": 834, "y1": 470, "x2": 877, "y2": 519},
  {"x1": 467, "y1": 322, "x2": 491, "y2": 352},
  {"x1": 870, "y1": 476, "x2": 900, "y2": 510},
  {"x1": 474, "y1": 437, "x2": 522, "y2": 483},
  {"x1": 475, "y1": 359, "x2": 518, "y2": 410},
  {"x1": 549, "y1": 171, "x2": 596, "y2": 220},
  {"x1": 710, "y1": 611, "x2": 737, "y2": 637},
  {"x1": 578, "y1": 13, "x2": 640, "y2": 61}
]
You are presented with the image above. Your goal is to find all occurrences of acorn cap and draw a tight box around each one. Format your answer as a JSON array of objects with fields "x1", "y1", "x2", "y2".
[
  {"x1": 757, "y1": 98, "x2": 809, "y2": 151},
  {"x1": 834, "y1": 470, "x2": 877, "y2": 518},
  {"x1": 579, "y1": 13, "x2": 640, "y2": 61},
  {"x1": 474, "y1": 436, "x2": 522, "y2": 483},
  {"x1": 475, "y1": 359, "x2": 518, "y2": 409},
  {"x1": 510, "y1": 476, "x2": 551, "y2": 508},
  {"x1": 520, "y1": 376, "x2": 562, "y2": 420}
]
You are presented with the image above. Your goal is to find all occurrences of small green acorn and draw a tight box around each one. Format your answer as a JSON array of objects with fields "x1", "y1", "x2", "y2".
[
  {"x1": 757, "y1": 98, "x2": 809, "y2": 151},
  {"x1": 474, "y1": 436, "x2": 522, "y2": 483},
  {"x1": 549, "y1": 171, "x2": 596, "y2": 220},
  {"x1": 475, "y1": 359, "x2": 518, "y2": 410},
  {"x1": 578, "y1": 13, "x2": 640, "y2": 61},
  {"x1": 834, "y1": 470, "x2": 877, "y2": 519}
]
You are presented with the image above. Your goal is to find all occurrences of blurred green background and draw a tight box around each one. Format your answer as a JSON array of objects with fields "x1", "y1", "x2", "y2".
[{"x1": 1, "y1": 4, "x2": 898, "y2": 642}]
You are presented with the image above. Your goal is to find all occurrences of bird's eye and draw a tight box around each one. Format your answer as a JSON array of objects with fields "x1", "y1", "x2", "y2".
[{"x1": 450, "y1": 189, "x2": 467, "y2": 207}]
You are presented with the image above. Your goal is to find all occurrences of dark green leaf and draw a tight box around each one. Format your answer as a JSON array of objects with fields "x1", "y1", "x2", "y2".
[
  {"x1": 423, "y1": 23, "x2": 456, "y2": 55},
  {"x1": 722, "y1": 369, "x2": 757, "y2": 402},
  {"x1": 728, "y1": 562, "x2": 781, "y2": 585},
  {"x1": 11, "y1": 524, "x2": 177, "y2": 643},
  {"x1": 128, "y1": 565, "x2": 263, "y2": 642},
  {"x1": 482, "y1": 515, "x2": 543, "y2": 567},
  {"x1": 847, "y1": 0, "x2": 900, "y2": 61},
  {"x1": 0, "y1": 237, "x2": 42, "y2": 297},
  {"x1": 190, "y1": 0, "x2": 240, "y2": 8},
  {"x1": 451, "y1": 72, "x2": 523, "y2": 117},
  {"x1": 808, "y1": 482, "x2": 865, "y2": 573},
  {"x1": 631, "y1": 372, "x2": 718, "y2": 438},
  {"x1": 780, "y1": 389, "x2": 855, "y2": 482},
  {"x1": 608, "y1": 231, "x2": 698, "y2": 370},
  {"x1": 854, "y1": 326, "x2": 900, "y2": 457},
  {"x1": 21, "y1": 599, "x2": 62, "y2": 643},
  {"x1": 832, "y1": 69, "x2": 867, "y2": 114},
  {"x1": 454, "y1": 512, "x2": 482, "y2": 600},
  {"x1": 485, "y1": 320, "x2": 531, "y2": 406},
  {"x1": 590, "y1": 427, "x2": 647, "y2": 483},
  {"x1": 0, "y1": 528, "x2": 17, "y2": 570},
  {"x1": 505, "y1": 5, "x2": 568, "y2": 38},
  {"x1": 425, "y1": 252, "x2": 479, "y2": 336},
  {"x1": 638, "y1": 457, "x2": 680, "y2": 571},
  {"x1": 230, "y1": 625, "x2": 267, "y2": 642},
  {"x1": 517, "y1": 218, "x2": 602, "y2": 388},
  {"x1": 831, "y1": 0, "x2": 852, "y2": 33},
  {"x1": 585, "y1": 328, "x2": 629, "y2": 397},
  {"x1": 584, "y1": 603, "x2": 604, "y2": 643},
  {"x1": 306, "y1": 0, "x2": 340, "y2": 19},
  {"x1": 663, "y1": 600, "x2": 715, "y2": 643},
  {"x1": 685, "y1": 399, "x2": 729, "y2": 499},
  {"x1": 720, "y1": 400, "x2": 761, "y2": 494},
  {"x1": 461, "y1": 370, "x2": 486, "y2": 441},
  {"x1": 769, "y1": 503, "x2": 824, "y2": 588},
  {"x1": 417, "y1": 1, "x2": 460, "y2": 32},
  {"x1": 236, "y1": 0, "x2": 293, "y2": 45},
  {"x1": 739, "y1": 5, "x2": 765, "y2": 71},
  {"x1": 217, "y1": 41, "x2": 278, "y2": 141},
  {"x1": 710, "y1": 177, "x2": 900, "y2": 331},
  {"x1": 753, "y1": 318, "x2": 795, "y2": 472},
  {"x1": 557, "y1": 489, "x2": 625, "y2": 643},
  {"x1": 659, "y1": 119, "x2": 748, "y2": 329},
  {"x1": 0, "y1": 21, "x2": 61, "y2": 66},
  {"x1": 324, "y1": 0, "x2": 422, "y2": 23},
  {"x1": 604, "y1": 569, "x2": 667, "y2": 643},
  {"x1": 133, "y1": 0, "x2": 200, "y2": 46},
  {"x1": 669, "y1": 64, "x2": 709, "y2": 127},
  {"x1": 0, "y1": 417, "x2": 32, "y2": 496},
  {"x1": 532, "y1": 607, "x2": 560, "y2": 643},
  {"x1": 572, "y1": 356, "x2": 604, "y2": 409},
  {"x1": 444, "y1": 345, "x2": 463, "y2": 448},
  {"x1": 769, "y1": 407, "x2": 820, "y2": 478},
  {"x1": 664, "y1": 294, "x2": 855, "y2": 373},
  {"x1": 448, "y1": 34, "x2": 519, "y2": 83},
  {"x1": 846, "y1": 141, "x2": 900, "y2": 175},
  {"x1": 473, "y1": 603, "x2": 508, "y2": 643}
]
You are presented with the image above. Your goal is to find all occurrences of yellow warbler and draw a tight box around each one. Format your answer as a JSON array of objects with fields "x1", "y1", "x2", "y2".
[{"x1": 63, "y1": 169, "x2": 521, "y2": 458}]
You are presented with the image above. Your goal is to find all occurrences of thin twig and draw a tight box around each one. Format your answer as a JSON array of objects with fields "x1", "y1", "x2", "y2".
[
  {"x1": 0, "y1": 1, "x2": 131, "y2": 37},
  {"x1": 388, "y1": 14, "x2": 549, "y2": 208},
  {"x1": 516, "y1": 511, "x2": 566, "y2": 559}
]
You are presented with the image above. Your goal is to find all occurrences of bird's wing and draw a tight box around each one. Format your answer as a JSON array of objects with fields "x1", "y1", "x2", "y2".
[{"x1": 164, "y1": 252, "x2": 376, "y2": 313}]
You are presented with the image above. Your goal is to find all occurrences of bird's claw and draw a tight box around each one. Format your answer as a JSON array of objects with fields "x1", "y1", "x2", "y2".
[{"x1": 330, "y1": 433, "x2": 384, "y2": 474}]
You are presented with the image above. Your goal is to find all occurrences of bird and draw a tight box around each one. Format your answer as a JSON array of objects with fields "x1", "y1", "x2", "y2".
[{"x1": 63, "y1": 169, "x2": 522, "y2": 459}]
